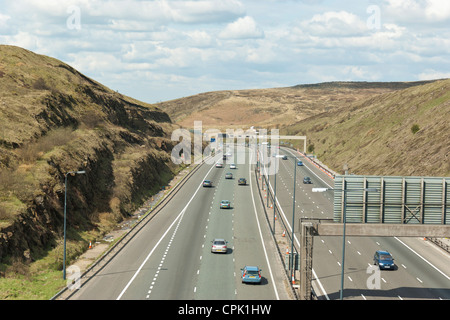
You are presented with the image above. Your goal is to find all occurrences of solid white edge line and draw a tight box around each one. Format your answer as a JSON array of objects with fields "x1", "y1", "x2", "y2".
[
  {"x1": 116, "y1": 160, "x2": 217, "y2": 300},
  {"x1": 259, "y1": 148, "x2": 330, "y2": 300},
  {"x1": 394, "y1": 237, "x2": 450, "y2": 281},
  {"x1": 249, "y1": 151, "x2": 280, "y2": 300}
]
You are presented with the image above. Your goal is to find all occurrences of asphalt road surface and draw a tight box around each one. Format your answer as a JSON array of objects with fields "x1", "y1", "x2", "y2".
[
  {"x1": 265, "y1": 147, "x2": 450, "y2": 300},
  {"x1": 70, "y1": 147, "x2": 291, "y2": 300}
]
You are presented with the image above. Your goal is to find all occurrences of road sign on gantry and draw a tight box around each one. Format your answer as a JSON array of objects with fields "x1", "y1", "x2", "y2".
[{"x1": 334, "y1": 175, "x2": 450, "y2": 225}]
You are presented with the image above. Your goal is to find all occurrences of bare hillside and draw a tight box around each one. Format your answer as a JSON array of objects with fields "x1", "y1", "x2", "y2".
[
  {"x1": 283, "y1": 79, "x2": 450, "y2": 177},
  {"x1": 156, "y1": 81, "x2": 434, "y2": 129}
]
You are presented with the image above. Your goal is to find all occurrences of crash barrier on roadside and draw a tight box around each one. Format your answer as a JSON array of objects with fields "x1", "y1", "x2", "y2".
[{"x1": 52, "y1": 158, "x2": 209, "y2": 300}]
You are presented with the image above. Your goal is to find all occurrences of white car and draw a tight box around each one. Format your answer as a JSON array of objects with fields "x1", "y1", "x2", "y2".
[
  {"x1": 215, "y1": 162, "x2": 223, "y2": 168},
  {"x1": 230, "y1": 163, "x2": 236, "y2": 169},
  {"x1": 211, "y1": 239, "x2": 228, "y2": 253}
]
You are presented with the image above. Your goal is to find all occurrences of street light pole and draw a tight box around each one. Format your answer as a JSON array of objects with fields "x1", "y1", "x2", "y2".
[
  {"x1": 313, "y1": 186, "x2": 378, "y2": 300},
  {"x1": 273, "y1": 155, "x2": 277, "y2": 235},
  {"x1": 339, "y1": 188, "x2": 347, "y2": 300},
  {"x1": 63, "y1": 170, "x2": 85, "y2": 280},
  {"x1": 290, "y1": 159, "x2": 297, "y2": 278}
]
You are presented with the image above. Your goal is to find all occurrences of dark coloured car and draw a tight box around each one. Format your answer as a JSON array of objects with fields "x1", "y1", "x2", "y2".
[
  {"x1": 303, "y1": 177, "x2": 312, "y2": 184},
  {"x1": 282, "y1": 155, "x2": 288, "y2": 160},
  {"x1": 238, "y1": 178, "x2": 247, "y2": 185},
  {"x1": 373, "y1": 250, "x2": 395, "y2": 270}
]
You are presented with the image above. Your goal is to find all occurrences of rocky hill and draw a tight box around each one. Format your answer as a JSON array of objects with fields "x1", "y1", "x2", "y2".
[
  {"x1": 0, "y1": 45, "x2": 179, "y2": 270},
  {"x1": 156, "y1": 81, "x2": 434, "y2": 130},
  {"x1": 156, "y1": 78, "x2": 448, "y2": 178},
  {"x1": 283, "y1": 79, "x2": 450, "y2": 177}
]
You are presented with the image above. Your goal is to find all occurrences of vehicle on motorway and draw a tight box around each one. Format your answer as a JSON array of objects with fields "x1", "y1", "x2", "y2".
[
  {"x1": 282, "y1": 155, "x2": 288, "y2": 160},
  {"x1": 238, "y1": 178, "x2": 247, "y2": 185},
  {"x1": 223, "y1": 155, "x2": 227, "y2": 160},
  {"x1": 230, "y1": 163, "x2": 236, "y2": 169},
  {"x1": 215, "y1": 162, "x2": 223, "y2": 168},
  {"x1": 225, "y1": 172, "x2": 233, "y2": 179},
  {"x1": 202, "y1": 180, "x2": 212, "y2": 187},
  {"x1": 297, "y1": 161, "x2": 303, "y2": 166},
  {"x1": 211, "y1": 239, "x2": 228, "y2": 253},
  {"x1": 240, "y1": 266, "x2": 262, "y2": 284},
  {"x1": 373, "y1": 250, "x2": 395, "y2": 270},
  {"x1": 303, "y1": 176, "x2": 312, "y2": 184},
  {"x1": 220, "y1": 200, "x2": 231, "y2": 209}
]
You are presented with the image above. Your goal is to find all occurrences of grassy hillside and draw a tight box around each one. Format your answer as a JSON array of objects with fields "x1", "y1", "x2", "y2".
[
  {"x1": 0, "y1": 45, "x2": 180, "y2": 298},
  {"x1": 156, "y1": 81, "x2": 434, "y2": 130},
  {"x1": 283, "y1": 79, "x2": 450, "y2": 177}
]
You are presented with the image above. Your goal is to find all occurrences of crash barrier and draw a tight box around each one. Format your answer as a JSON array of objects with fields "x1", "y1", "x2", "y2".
[{"x1": 52, "y1": 159, "x2": 208, "y2": 300}]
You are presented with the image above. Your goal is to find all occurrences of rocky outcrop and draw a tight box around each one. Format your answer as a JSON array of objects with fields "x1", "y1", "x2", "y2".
[{"x1": 0, "y1": 45, "x2": 179, "y2": 265}]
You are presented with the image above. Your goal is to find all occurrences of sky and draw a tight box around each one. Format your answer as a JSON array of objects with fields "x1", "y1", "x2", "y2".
[{"x1": 0, "y1": 0, "x2": 449, "y2": 103}]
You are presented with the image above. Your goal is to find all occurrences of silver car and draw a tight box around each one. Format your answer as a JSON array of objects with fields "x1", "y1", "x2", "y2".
[{"x1": 211, "y1": 239, "x2": 228, "y2": 253}]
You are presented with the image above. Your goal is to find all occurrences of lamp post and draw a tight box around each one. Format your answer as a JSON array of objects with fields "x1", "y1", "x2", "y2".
[
  {"x1": 63, "y1": 170, "x2": 85, "y2": 280},
  {"x1": 290, "y1": 158, "x2": 297, "y2": 279},
  {"x1": 273, "y1": 154, "x2": 277, "y2": 235},
  {"x1": 313, "y1": 186, "x2": 378, "y2": 300}
]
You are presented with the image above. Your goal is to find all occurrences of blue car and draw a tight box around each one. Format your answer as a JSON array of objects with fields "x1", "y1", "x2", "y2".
[
  {"x1": 240, "y1": 266, "x2": 262, "y2": 284},
  {"x1": 297, "y1": 161, "x2": 303, "y2": 166},
  {"x1": 373, "y1": 250, "x2": 395, "y2": 270}
]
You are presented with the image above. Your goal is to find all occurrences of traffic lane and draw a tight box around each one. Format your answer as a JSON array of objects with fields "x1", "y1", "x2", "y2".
[
  {"x1": 233, "y1": 152, "x2": 279, "y2": 299},
  {"x1": 275, "y1": 149, "x2": 450, "y2": 300},
  {"x1": 312, "y1": 235, "x2": 396, "y2": 300},
  {"x1": 143, "y1": 162, "x2": 235, "y2": 299},
  {"x1": 393, "y1": 237, "x2": 450, "y2": 288},
  {"x1": 118, "y1": 162, "x2": 221, "y2": 299},
  {"x1": 272, "y1": 155, "x2": 334, "y2": 218},
  {"x1": 281, "y1": 147, "x2": 335, "y2": 190},
  {"x1": 371, "y1": 236, "x2": 450, "y2": 300},
  {"x1": 70, "y1": 162, "x2": 217, "y2": 300},
  {"x1": 313, "y1": 233, "x2": 450, "y2": 300},
  {"x1": 195, "y1": 164, "x2": 236, "y2": 299},
  {"x1": 272, "y1": 155, "x2": 378, "y2": 299},
  {"x1": 281, "y1": 148, "x2": 450, "y2": 298},
  {"x1": 146, "y1": 201, "x2": 210, "y2": 299}
]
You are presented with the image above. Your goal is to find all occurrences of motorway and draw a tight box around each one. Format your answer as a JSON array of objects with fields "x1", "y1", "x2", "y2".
[
  {"x1": 68, "y1": 143, "x2": 450, "y2": 300},
  {"x1": 69, "y1": 147, "x2": 291, "y2": 300},
  {"x1": 265, "y1": 147, "x2": 450, "y2": 300}
]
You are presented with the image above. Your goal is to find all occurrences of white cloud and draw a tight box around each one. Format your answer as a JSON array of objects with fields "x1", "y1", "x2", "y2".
[
  {"x1": 425, "y1": 0, "x2": 450, "y2": 21},
  {"x1": 418, "y1": 69, "x2": 450, "y2": 80},
  {"x1": 0, "y1": 13, "x2": 11, "y2": 28},
  {"x1": 301, "y1": 11, "x2": 367, "y2": 36},
  {"x1": 383, "y1": 0, "x2": 450, "y2": 22},
  {"x1": 219, "y1": 16, "x2": 264, "y2": 39},
  {"x1": 0, "y1": 0, "x2": 449, "y2": 102}
]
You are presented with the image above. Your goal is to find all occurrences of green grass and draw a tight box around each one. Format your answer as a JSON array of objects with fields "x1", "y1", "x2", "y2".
[{"x1": 0, "y1": 270, "x2": 65, "y2": 300}]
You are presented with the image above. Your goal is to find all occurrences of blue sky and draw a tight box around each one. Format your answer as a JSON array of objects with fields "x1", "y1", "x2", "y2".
[{"x1": 1, "y1": 0, "x2": 449, "y2": 103}]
